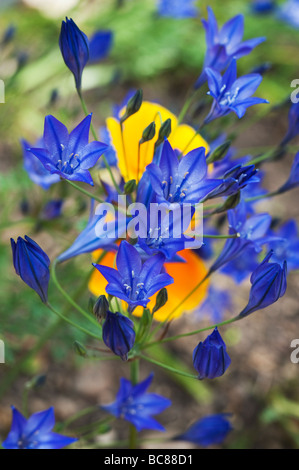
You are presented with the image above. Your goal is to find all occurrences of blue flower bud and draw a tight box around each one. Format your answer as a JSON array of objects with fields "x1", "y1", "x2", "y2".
[
  {"x1": 193, "y1": 328, "x2": 231, "y2": 380},
  {"x1": 102, "y1": 311, "x2": 136, "y2": 361},
  {"x1": 59, "y1": 17, "x2": 89, "y2": 91},
  {"x1": 239, "y1": 250, "x2": 287, "y2": 318},
  {"x1": 11, "y1": 236, "x2": 50, "y2": 304}
]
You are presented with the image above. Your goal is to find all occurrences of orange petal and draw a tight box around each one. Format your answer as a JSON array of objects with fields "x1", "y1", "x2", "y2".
[{"x1": 88, "y1": 249, "x2": 209, "y2": 322}]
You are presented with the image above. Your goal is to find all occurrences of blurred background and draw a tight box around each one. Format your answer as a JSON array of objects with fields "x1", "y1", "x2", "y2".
[{"x1": 1, "y1": 0, "x2": 299, "y2": 449}]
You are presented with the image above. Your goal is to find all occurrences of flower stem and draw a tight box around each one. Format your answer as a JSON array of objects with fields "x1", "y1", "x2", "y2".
[
  {"x1": 139, "y1": 354, "x2": 197, "y2": 379},
  {"x1": 66, "y1": 180, "x2": 105, "y2": 204},
  {"x1": 47, "y1": 303, "x2": 101, "y2": 340},
  {"x1": 144, "y1": 316, "x2": 240, "y2": 351},
  {"x1": 77, "y1": 90, "x2": 122, "y2": 194},
  {"x1": 51, "y1": 259, "x2": 101, "y2": 330},
  {"x1": 129, "y1": 359, "x2": 139, "y2": 449}
]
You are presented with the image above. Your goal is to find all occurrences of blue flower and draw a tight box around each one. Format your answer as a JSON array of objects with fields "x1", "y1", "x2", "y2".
[
  {"x1": 21, "y1": 139, "x2": 60, "y2": 190},
  {"x1": 277, "y1": 0, "x2": 299, "y2": 28},
  {"x1": 28, "y1": 114, "x2": 108, "y2": 186},
  {"x1": 268, "y1": 220, "x2": 299, "y2": 271},
  {"x1": 102, "y1": 310, "x2": 135, "y2": 361},
  {"x1": 98, "y1": 127, "x2": 117, "y2": 168},
  {"x1": 88, "y1": 30, "x2": 113, "y2": 63},
  {"x1": 157, "y1": 0, "x2": 198, "y2": 18},
  {"x1": 93, "y1": 241, "x2": 173, "y2": 312},
  {"x1": 177, "y1": 414, "x2": 232, "y2": 446},
  {"x1": 205, "y1": 59, "x2": 268, "y2": 123},
  {"x1": 193, "y1": 328, "x2": 231, "y2": 380},
  {"x1": 59, "y1": 17, "x2": 89, "y2": 91},
  {"x1": 2, "y1": 406, "x2": 78, "y2": 449},
  {"x1": 206, "y1": 163, "x2": 260, "y2": 200},
  {"x1": 40, "y1": 200, "x2": 63, "y2": 220},
  {"x1": 281, "y1": 103, "x2": 299, "y2": 146},
  {"x1": 11, "y1": 236, "x2": 50, "y2": 303},
  {"x1": 278, "y1": 152, "x2": 299, "y2": 193},
  {"x1": 195, "y1": 286, "x2": 232, "y2": 323},
  {"x1": 221, "y1": 246, "x2": 259, "y2": 284},
  {"x1": 209, "y1": 199, "x2": 272, "y2": 273},
  {"x1": 239, "y1": 250, "x2": 287, "y2": 318},
  {"x1": 57, "y1": 200, "x2": 123, "y2": 263},
  {"x1": 146, "y1": 139, "x2": 220, "y2": 205},
  {"x1": 251, "y1": 0, "x2": 276, "y2": 14},
  {"x1": 195, "y1": 7, "x2": 265, "y2": 89},
  {"x1": 102, "y1": 373, "x2": 171, "y2": 431}
]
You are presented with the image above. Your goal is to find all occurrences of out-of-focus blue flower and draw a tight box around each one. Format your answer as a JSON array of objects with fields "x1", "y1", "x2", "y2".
[
  {"x1": 206, "y1": 163, "x2": 260, "y2": 200},
  {"x1": 281, "y1": 103, "x2": 299, "y2": 146},
  {"x1": 98, "y1": 127, "x2": 117, "y2": 168},
  {"x1": 11, "y1": 235, "x2": 50, "y2": 303},
  {"x1": 277, "y1": 0, "x2": 299, "y2": 28},
  {"x1": 195, "y1": 286, "x2": 232, "y2": 323},
  {"x1": 268, "y1": 220, "x2": 299, "y2": 271},
  {"x1": 57, "y1": 200, "x2": 123, "y2": 263},
  {"x1": 21, "y1": 139, "x2": 60, "y2": 190},
  {"x1": 176, "y1": 414, "x2": 232, "y2": 446},
  {"x1": 278, "y1": 152, "x2": 299, "y2": 193},
  {"x1": 195, "y1": 223, "x2": 220, "y2": 260},
  {"x1": 102, "y1": 373, "x2": 171, "y2": 431},
  {"x1": 88, "y1": 30, "x2": 113, "y2": 63},
  {"x1": 157, "y1": 0, "x2": 198, "y2": 18},
  {"x1": 210, "y1": 199, "x2": 272, "y2": 273},
  {"x1": 221, "y1": 246, "x2": 259, "y2": 283},
  {"x1": 2, "y1": 406, "x2": 77, "y2": 449},
  {"x1": 93, "y1": 241, "x2": 173, "y2": 312},
  {"x1": 2, "y1": 24, "x2": 16, "y2": 45},
  {"x1": 146, "y1": 139, "x2": 220, "y2": 205},
  {"x1": 40, "y1": 200, "x2": 63, "y2": 220},
  {"x1": 251, "y1": 0, "x2": 276, "y2": 14},
  {"x1": 59, "y1": 17, "x2": 89, "y2": 91},
  {"x1": 28, "y1": 114, "x2": 108, "y2": 186},
  {"x1": 102, "y1": 310, "x2": 135, "y2": 361},
  {"x1": 193, "y1": 327, "x2": 231, "y2": 380},
  {"x1": 239, "y1": 250, "x2": 287, "y2": 318},
  {"x1": 205, "y1": 59, "x2": 268, "y2": 123},
  {"x1": 195, "y1": 7, "x2": 265, "y2": 89}
]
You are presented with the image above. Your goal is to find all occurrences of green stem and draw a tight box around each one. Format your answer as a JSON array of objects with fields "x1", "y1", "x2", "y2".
[
  {"x1": 139, "y1": 354, "x2": 197, "y2": 379},
  {"x1": 0, "y1": 264, "x2": 98, "y2": 399},
  {"x1": 78, "y1": 90, "x2": 121, "y2": 194},
  {"x1": 66, "y1": 180, "x2": 105, "y2": 204},
  {"x1": 47, "y1": 303, "x2": 101, "y2": 340},
  {"x1": 150, "y1": 273, "x2": 210, "y2": 340},
  {"x1": 144, "y1": 316, "x2": 240, "y2": 350},
  {"x1": 59, "y1": 405, "x2": 100, "y2": 431},
  {"x1": 129, "y1": 360, "x2": 139, "y2": 450},
  {"x1": 51, "y1": 259, "x2": 101, "y2": 330}
]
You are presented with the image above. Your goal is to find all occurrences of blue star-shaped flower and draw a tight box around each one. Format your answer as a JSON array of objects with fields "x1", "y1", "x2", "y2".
[
  {"x1": 102, "y1": 373, "x2": 171, "y2": 432},
  {"x1": 157, "y1": 0, "x2": 198, "y2": 18},
  {"x1": 28, "y1": 114, "x2": 108, "y2": 186},
  {"x1": 146, "y1": 139, "x2": 220, "y2": 205},
  {"x1": 195, "y1": 7, "x2": 265, "y2": 89},
  {"x1": 2, "y1": 406, "x2": 78, "y2": 449},
  {"x1": 176, "y1": 414, "x2": 233, "y2": 446},
  {"x1": 93, "y1": 241, "x2": 173, "y2": 312},
  {"x1": 21, "y1": 138, "x2": 60, "y2": 190},
  {"x1": 205, "y1": 59, "x2": 269, "y2": 123},
  {"x1": 268, "y1": 220, "x2": 299, "y2": 271}
]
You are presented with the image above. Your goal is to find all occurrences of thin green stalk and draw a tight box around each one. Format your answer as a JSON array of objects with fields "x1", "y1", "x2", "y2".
[
  {"x1": 139, "y1": 354, "x2": 197, "y2": 379},
  {"x1": 129, "y1": 359, "x2": 139, "y2": 450},
  {"x1": 149, "y1": 273, "x2": 210, "y2": 340},
  {"x1": 47, "y1": 303, "x2": 101, "y2": 340},
  {"x1": 144, "y1": 316, "x2": 240, "y2": 350},
  {"x1": 51, "y1": 259, "x2": 100, "y2": 330},
  {"x1": 78, "y1": 90, "x2": 121, "y2": 194},
  {"x1": 0, "y1": 262, "x2": 100, "y2": 399},
  {"x1": 66, "y1": 180, "x2": 105, "y2": 204}
]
